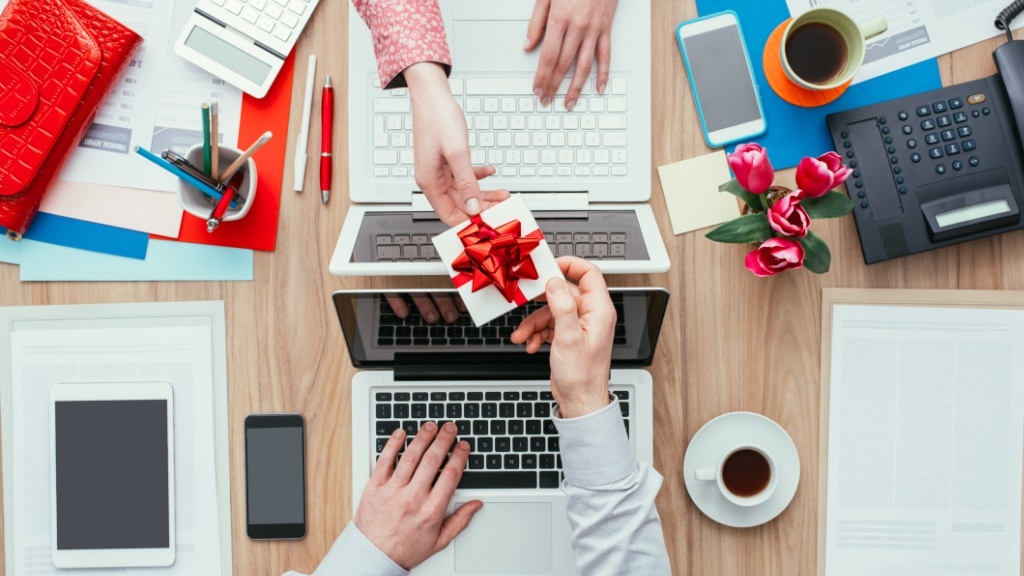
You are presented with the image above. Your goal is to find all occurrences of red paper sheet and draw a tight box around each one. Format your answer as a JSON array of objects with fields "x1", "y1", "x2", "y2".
[{"x1": 153, "y1": 55, "x2": 295, "y2": 251}]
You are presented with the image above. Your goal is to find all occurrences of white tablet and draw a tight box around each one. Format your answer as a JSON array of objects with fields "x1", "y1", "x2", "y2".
[{"x1": 49, "y1": 382, "x2": 176, "y2": 569}]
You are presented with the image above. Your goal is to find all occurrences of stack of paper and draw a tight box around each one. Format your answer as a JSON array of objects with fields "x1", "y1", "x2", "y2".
[{"x1": 0, "y1": 0, "x2": 293, "y2": 281}]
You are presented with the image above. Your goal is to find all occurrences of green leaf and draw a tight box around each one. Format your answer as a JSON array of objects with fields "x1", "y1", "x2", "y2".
[
  {"x1": 718, "y1": 178, "x2": 763, "y2": 210},
  {"x1": 802, "y1": 191, "x2": 855, "y2": 220},
  {"x1": 705, "y1": 214, "x2": 773, "y2": 244},
  {"x1": 797, "y1": 231, "x2": 831, "y2": 274}
]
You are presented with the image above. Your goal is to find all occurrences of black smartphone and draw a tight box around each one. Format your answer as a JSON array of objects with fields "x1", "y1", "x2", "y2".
[{"x1": 244, "y1": 413, "x2": 306, "y2": 540}]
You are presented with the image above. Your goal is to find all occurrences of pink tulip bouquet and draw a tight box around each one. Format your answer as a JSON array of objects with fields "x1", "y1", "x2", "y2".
[{"x1": 706, "y1": 143, "x2": 855, "y2": 277}]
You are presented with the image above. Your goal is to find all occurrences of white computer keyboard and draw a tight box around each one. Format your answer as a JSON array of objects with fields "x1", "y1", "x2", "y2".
[
  {"x1": 370, "y1": 77, "x2": 631, "y2": 179},
  {"x1": 199, "y1": 0, "x2": 316, "y2": 56}
]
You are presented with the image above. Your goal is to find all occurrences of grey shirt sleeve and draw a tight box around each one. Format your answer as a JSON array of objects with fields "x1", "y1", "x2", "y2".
[
  {"x1": 282, "y1": 522, "x2": 408, "y2": 576},
  {"x1": 553, "y1": 397, "x2": 672, "y2": 576}
]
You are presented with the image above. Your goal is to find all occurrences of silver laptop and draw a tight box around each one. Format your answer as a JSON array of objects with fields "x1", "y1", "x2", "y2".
[
  {"x1": 331, "y1": 0, "x2": 669, "y2": 277},
  {"x1": 334, "y1": 288, "x2": 669, "y2": 575}
]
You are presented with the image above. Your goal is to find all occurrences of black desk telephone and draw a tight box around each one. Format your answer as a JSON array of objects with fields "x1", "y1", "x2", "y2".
[{"x1": 826, "y1": 5, "x2": 1024, "y2": 263}]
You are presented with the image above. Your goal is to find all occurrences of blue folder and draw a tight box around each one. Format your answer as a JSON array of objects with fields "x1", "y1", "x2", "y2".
[
  {"x1": 5, "y1": 212, "x2": 149, "y2": 260},
  {"x1": 694, "y1": 0, "x2": 943, "y2": 168}
]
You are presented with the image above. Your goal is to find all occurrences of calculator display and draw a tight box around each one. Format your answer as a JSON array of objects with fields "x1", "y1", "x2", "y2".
[{"x1": 184, "y1": 26, "x2": 272, "y2": 85}]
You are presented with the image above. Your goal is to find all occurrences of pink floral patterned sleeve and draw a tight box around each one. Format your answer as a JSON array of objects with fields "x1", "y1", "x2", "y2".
[{"x1": 351, "y1": 0, "x2": 453, "y2": 89}]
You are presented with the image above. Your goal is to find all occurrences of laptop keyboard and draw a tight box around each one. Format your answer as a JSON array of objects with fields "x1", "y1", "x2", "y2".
[
  {"x1": 373, "y1": 388, "x2": 632, "y2": 489},
  {"x1": 370, "y1": 76, "x2": 630, "y2": 179},
  {"x1": 377, "y1": 293, "x2": 628, "y2": 347}
]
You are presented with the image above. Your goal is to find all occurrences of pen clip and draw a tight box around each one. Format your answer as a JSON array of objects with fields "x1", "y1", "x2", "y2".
[{"x1": 162, "y1": 150, "x2": 223, "y2": 191}]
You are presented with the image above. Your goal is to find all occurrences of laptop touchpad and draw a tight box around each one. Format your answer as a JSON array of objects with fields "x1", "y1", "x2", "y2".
[
  {"x1": 451, "y1": 21, "x2": 539, "y2": 71},
  {"x1": 454, "y1": 502, "x2": 553, "y2": 573}
]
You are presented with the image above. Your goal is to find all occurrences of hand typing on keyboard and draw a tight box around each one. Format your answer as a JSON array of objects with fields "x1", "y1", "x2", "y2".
[
  {"x1": 525, "y1": 0, "x2": 620, "y2": 110},
  {"x1": 404, "y1": 63, "x2": 511, "y2": 225},
  {"x1": 385, "y1": 292, "x2": 466, "y2": 325},
  {"x1": 354, "y1": 421, "x2": 482, "y2": 571},
  {"x1": 510, "y1": 256, "x2": 615, "y2": 418}
]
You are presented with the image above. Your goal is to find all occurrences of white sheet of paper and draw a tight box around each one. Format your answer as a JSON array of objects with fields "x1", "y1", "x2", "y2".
[
  {"x1": 825, "y1": 304, "x2": 1024, "y2": 576},
  {"x1": 657, "y1": 151, "x2": 739, "y2": 235},
  {"x1": 433, "y1": 195, "x2": 563, "y2": 326},
  {"x1": 39, "y1": 181, "x2": 183, "y2": 238},
  {"x1": 787, "y1": 0, "x2": 1024, "y2": 84},
  {"x1": 10, "y1": 325, "x2": 224, "y2": 575}
]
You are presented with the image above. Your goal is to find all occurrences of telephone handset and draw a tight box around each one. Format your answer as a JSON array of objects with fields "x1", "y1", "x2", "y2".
[{"x1": 825, "y1": 7, "x2": 1024, "y2": 264}]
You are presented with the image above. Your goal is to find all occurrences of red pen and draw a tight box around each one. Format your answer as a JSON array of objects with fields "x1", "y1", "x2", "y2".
[
  {"x1": 320, "y1": 75, "x2": 333, "y2": 205},
  {"x1": 206, "y1": 172, "x2": 246, "y2": 232}
]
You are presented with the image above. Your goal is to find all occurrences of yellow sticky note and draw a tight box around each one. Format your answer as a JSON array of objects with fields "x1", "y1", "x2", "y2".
[{"x1": 657, "y1": 151, "x2": 740, "y2": 235}]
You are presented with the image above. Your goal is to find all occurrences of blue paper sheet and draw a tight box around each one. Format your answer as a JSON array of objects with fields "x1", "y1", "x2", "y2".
[
  {"x1": 694, "y1": 0, "x2": 943, "y2": 168},
  {"x1": 0, "y1": 237, "x2": 19, "y2": 264},
  {"x1": 19, "y1": 239, "x2": 253, "y2": 282},
  {"x1": 19, "y1": 212, "x2": 149, "y2": 259}
]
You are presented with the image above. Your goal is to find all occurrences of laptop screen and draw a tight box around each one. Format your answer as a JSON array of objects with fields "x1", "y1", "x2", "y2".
[{"x1": 332, "y1": 289, "x2": 669, "y2": 369}]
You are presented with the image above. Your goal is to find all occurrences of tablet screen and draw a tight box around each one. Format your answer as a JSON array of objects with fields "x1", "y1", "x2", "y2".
[{"x1": 54, "y1": 400, "x2": 170, "y2": 550}]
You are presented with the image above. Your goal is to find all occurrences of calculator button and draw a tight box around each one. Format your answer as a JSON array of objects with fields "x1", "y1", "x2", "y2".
[
  {"x1": 272, "y1": 24, "x2": 291, "y2": 41},
  {"x1": 949, "y1": 97, "x2": 964, "y2": 109},
  {"x1": 969, "y1": 156, "x2": 980, "y2": 167},
  {"x1": 941, "y1": 129, "x2": 956, "y2": 141},
  {"x1": 952, "y1": 160, "x2": 963, "y2": 171},
  {"x1": 932, "y1": 101, "x2": 948, "y2": 113},
  {"x1": 907, "y1": 139, "x2": 917, "y2": 148},
  {"x1": 936, "y1": 164, "x2": 946, "y2": 174},
  {"x1": 963, "y1": 139, "x2": 976, "y2": 151},
  {"x1": 953, "y1": 111, "x2": 968, "y2": 123},
  {"x1": 916, "y1": 105, "x2": 931, "y2": 117},
  {"x1": 957, "y1": 126, "x2": 972, "y2": 138},
  {"x1": 925, "y1": 133, "x2": 940, "y2": 145},
  {"x1": 911, "y1": 153, "x2": 922, "y2": 163},
  {"x1": 902, "y1": 125, "x2": 913, "y2": 135},
  {"x1": 899, "y1": 111, "x2": 909, "y2": 120},
  {"x1": 921, "y1": 119, "x2": 936, "y2": 130},
  {"x1": 936, "y1": 115, "x2": 952, "y2": 127},
  {"x1": 929, "y1": 147, "x2": 944, "y2": 159}
]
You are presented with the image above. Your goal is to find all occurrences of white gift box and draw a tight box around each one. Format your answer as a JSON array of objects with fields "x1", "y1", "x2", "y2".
[{"x1": 432, "y1": 195, "x2": 564, "y2": 327}]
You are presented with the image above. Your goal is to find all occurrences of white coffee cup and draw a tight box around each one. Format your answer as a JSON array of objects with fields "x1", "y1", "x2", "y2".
[
  {"x1": 177, "y1": 143, "x2": 257, "y2": 223},
  {"x1": 780, "y1": 8, "x2": 887, "y2": 90},
  {"x1": 694, "y1": 444, "x2": 777, "y2": 507}
]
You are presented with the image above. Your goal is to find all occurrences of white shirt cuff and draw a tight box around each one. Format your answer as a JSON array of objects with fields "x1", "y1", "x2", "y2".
[
  {"x1": 552, "y1": 396, "x2": 635, "y2": 488},
  {"x1": 311, "y1": 522, "x2": 409, "y2": 576}
]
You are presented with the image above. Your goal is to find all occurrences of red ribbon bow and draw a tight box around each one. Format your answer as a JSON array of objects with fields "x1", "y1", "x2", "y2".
[{"x1": 451, "y1": 215, "x2": 544, "y2": 304}]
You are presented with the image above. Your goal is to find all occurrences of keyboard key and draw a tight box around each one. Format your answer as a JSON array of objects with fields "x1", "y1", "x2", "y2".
[
  {"x1": 458, "y1": 471, "x2": 536, "y2": 489},
  {"x1": 531, "y1": 437, "x2": 546, "y2": 452},
  {"x1": 402, "y1": 421, "x2": 418, "y2": 435},
  {"x1": 376, "y1": 404, "x2": 391, "y2": 418},
  {"x1": 936, "y1": 115, "x2": 951, "y2": 127},
  {"x1": 932, "y1": 101, "x2": 947, "y2": 113},
  {"x1": 413, "y1": 392, "x2": 428, "y2": 401},
  {"x1": 527, "y1": 420, "x2": 542, "y2": 435},
  {"x1": 376, "y1": 437, "x2": 388, "y2": 453},
  {"x1": 548, "y1": 437, "x2": 560, "y2": 452},
  {"x1": 607, "y1": 97, "x2": 627, "y2": 112},
  {"x1": 394, "y1": 404, "x2": 410, "y2": 418},
  {"x1": 429, "y1": 404, "x2": 444, "y2": 419},
  {"x1": 456, "y1": 420, "x2": 471, "y2": 436},
  {"x1": 447, "y1": 404, "x2": 462, "y2": 418},
  {"x1": 376, "y1": 420, "x2": 400, "y2": 435},
  {"x1": 957, "y1": 126, "x2": 972, "y2": 138},
  {"x1": 473, "y1": 421, "x2": 488, "y2": 435},
  {"x1": 490, "y1": 420, "x2": 506, "y2": 435},
  {"x1": 509, "y1": 420, "x2": 525, "y2": 435},
  {"x1": 540, "y1": 454, "x2": 556, "y2": 469},
  {"x1": 486, "y1": 454, "x2": 502, "y2": 469},
  {"x1": 412, "y1": 403, "x2": 426, "y2": 418},
  {"x1": 599, "y1": 115, "x2": 627, "y2": 130},
  {"x1": 500, "y1": 403, "x2": 515, "y2": 417},
  {"x1": 543, "y1": 420, "x2": 557, "y2": 434},
  {"x1": 496, "y1": 437, "x2": 511, "y2": 452},
  {"x1": 611, "y1": 77, "x2": 628, "y2": 95},
  {"x1": 522, "y1": 454, "x2": 538, "y2": 469},
  {"x1": 540, "y1": 471, "x2": 561, "y2": 488},
  {"x1": 469, "y1": 455, "x2": 484, "y2": 469},
  {"x1": 505, "y1": 454, "x2": 520, "y2": 469}
]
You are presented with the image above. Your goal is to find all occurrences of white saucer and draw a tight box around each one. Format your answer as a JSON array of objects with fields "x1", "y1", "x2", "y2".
[{"x1": 683, "y1": 411, "x2": 800, "y2": 528}]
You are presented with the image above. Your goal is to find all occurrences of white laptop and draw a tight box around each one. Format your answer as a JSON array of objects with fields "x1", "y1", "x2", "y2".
[
  {"x1": 331, "y1": 0, "x2": 669, "y2": 277},
  {"x1": 334, "y1": 288, "x2": 668, "y2": 575}
]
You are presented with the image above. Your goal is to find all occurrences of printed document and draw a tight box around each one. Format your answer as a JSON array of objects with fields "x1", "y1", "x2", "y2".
[
  {"x1": 787, "y1": 0, "x2": 1024, "y2": 83},
  {"x1": 824, "y1": 305, "x2": 1024, "y2": 576},
  {"x1": 9, "y1": 325, "x2": 223, "y2": 575}
]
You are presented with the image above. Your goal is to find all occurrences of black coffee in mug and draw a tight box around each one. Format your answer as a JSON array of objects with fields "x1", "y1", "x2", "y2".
[
  {"x1": 722, "y1": 448, "x2": 771, "y2": 497},
  {"x1": 784, "y1": 22, "x2": 848, "y2": 84}
]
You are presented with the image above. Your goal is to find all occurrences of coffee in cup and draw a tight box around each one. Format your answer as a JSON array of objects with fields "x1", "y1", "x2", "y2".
[
  {"x1": 780, "y1": 8, "x2": 887, "y2": 91},
  {"x1": 695, "y1": 444, "x2": 778, "y2": 506}
]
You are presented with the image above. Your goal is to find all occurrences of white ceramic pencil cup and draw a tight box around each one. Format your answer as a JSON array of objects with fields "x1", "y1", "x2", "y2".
[{"x1": 177, "y1": 143, "x2": 257, "y2": 222}]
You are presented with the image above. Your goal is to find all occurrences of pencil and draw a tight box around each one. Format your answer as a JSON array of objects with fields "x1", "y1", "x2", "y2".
[
  {"x1": 210, "y1": 101, "x2": 219, "y2": 180},
  {"x1": 219, "y1": 131, "x2": 273, "y2": 182},
  {"x1": 201, "y1": 102, "x2": 212, "y2": 176}
]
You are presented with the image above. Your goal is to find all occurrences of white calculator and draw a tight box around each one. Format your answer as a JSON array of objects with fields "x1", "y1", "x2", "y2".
[{"x1": 174, "y1": 0, "x2": 320, "y2": 98}]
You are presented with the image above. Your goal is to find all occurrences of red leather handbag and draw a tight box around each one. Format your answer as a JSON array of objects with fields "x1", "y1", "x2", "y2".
[{"x1": 0, "y1": 0, "x2": 141, "y2": 238}]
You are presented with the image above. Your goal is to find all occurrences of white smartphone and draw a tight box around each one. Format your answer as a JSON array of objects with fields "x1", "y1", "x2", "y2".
[{"x1": 677, "y1": 11, "x2": 767, "y2": 148}]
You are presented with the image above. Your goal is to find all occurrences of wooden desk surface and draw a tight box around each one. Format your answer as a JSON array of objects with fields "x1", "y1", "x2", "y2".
[{"x1": 2, "y1": 1, "x2": 1021, "y2": 574}]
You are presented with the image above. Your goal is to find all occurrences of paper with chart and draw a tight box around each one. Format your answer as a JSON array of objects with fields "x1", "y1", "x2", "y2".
[
  {"x1": 787, "y1": 0, "x2": 1024, "y2": 84},
  {"x1": 0, "y1": 0, "x2": 243, "y2": 193},
  {"x1": 9, "y1": 325, "x2": 224, "y2": 575},
  {"x1": 824, "y1": 304, "x2": 1024, "y2": 576}
]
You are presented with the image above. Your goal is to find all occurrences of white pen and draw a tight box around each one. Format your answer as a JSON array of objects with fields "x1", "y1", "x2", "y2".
[{"x1": 293, "y1": 54, "x2": 317, "y2": 192}]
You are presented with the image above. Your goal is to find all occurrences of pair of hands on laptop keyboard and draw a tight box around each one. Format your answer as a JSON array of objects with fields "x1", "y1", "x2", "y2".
[
  {"x1": 401, "y1": 0, "x2": 619, "y2": 226},
  {"x1": 354, "y1": 258, "x2": 614, "y2": 570}
]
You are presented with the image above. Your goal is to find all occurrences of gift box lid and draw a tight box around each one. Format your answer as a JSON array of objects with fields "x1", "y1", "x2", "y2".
[{"x1": 331, "y1": 288, "x2": 670, "y2": 377}]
